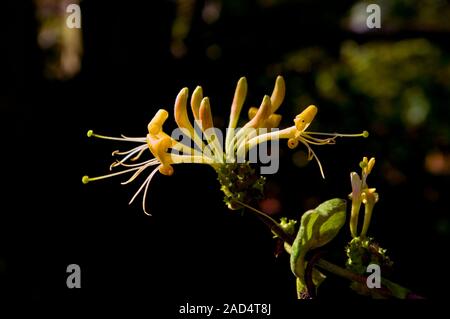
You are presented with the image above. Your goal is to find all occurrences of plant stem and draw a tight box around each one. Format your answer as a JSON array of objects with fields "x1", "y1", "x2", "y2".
[
  {"x1": 236, "y1": 200, "x2": 295, "y2": 244},
  {"x1": 234, "y1": 199, "x2": 423, "y2": 299}
]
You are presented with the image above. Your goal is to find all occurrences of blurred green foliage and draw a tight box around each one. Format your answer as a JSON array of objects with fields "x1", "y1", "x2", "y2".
[{"x1": 281, "y1": 38, "x2": 450, "y2": 170}]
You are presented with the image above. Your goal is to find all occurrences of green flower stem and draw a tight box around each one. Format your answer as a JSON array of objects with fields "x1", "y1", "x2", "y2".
[
  {"x1": 315, "y1": 259, "x2": 391, "y2": 298},
  {"x1": 235, "y1": 200, "x2": 295, "y2": 244},
  {"x1": 233, "y1": 199, "x2": 423, "y2": 299}
]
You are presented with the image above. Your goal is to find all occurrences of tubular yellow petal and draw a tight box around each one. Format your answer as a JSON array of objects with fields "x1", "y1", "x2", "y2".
[
  {"x1": 367, "y1": 157, "x2": 376, "y2": 175},
  {"x1": 147, "y1": 109, "x2": 169, "y2": 135},
  {"x1": 191, "y1": 86, "x2": 203, "y2": 121},
  {"x1": 225, "y1": 77, "x2": 248, "y2": 152},
  {"x1": 236, "y1": 126, "x2": 296, "y2": 159},
  {"x1": 294, "y1": 105, "x2": 317, "y2": 132},
  {"x1": 350, "y1": 201, "x2": 362, "y2": 238},
  {"x1": 350, "y1": 172, "x2": 362, "y2": 196},
  {"x1": 360, "y1": 188, "x2": 379, "y2": 237},
  {"x1": 174, "y1": 87, "x2": 208, "y2": 153},
  {"x1": 249, "y1": 109, "x2": 281, "y2": 129},
  {"x1": 199, "y1": 97, "x2": 214, "y2": 130},
  {"x1": 174, "y1": 87, "x2": 194, "y2": 131},
  {"x1": 265, "y1": 113, "x2": 282, "y2": 128},
  {"x1": 228, "y1": 77, "x2": 248, "y2": 129},
  {"x1": 146, "y1": 135, "x2": 174, "y2": 175},
  {"x1": 244, "y1": 95, "x2": 272, "y2": 129},
  {"x1": 270, "y1": 75, "x2": 285, "y2": 113},
  {"x1": 199, "y1": 97, "x2": 224, "y2": 159},
  {"x1": 159, "y1": 165, "x2": 174, "y2": 176}
]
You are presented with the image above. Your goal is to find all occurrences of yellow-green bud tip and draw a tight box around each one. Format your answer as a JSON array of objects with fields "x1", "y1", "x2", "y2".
[
  {"x1": 362, "y1": 130, "x2": 369, "y2": 138},
  {"x1": 359, "y1": 161, "x2": 367, "y2": 169},
  {"x1": 87, "y1": 130, "x2": 94, "y2": 137},
  {"x1": 82, "y1": 176, "x2": 90, "y2": 184}
]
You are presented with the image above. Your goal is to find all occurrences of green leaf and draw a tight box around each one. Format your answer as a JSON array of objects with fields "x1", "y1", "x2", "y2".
[{"x1": 290, "y1": 198, "x2": 347, "y2": 297}]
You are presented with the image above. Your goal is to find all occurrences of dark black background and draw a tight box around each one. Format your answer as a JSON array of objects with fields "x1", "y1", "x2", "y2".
[{"x1": 1, "y1": 0, "x2": 448, "y2": 312}]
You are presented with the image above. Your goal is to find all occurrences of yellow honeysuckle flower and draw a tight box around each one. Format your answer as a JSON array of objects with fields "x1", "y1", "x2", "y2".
[
  {"x1": 83, "y1": 76, "x2": 368, "y2": 215},
  {"x1": 237, "y1": 104, "x2": 368, "y2": 178},
  {"x1": 349, "y1": 157, "x2": 379, "y2": 238}
]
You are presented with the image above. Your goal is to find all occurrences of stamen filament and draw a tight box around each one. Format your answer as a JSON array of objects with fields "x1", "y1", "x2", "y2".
[
  {"x1": 111, "y1": 145, "x2": 148, "y2": 169},
  {"x1": 129, "y1": 166, "x2": 159, "y2": 208},
  {"x1": 298, "y1": 134, "x2": 337, "y2": 145},
  {"x1": 121, "y1": 161, "x2": 159, "y2": 185},
  {"x1": 120, "y1": 134, "x2": 148, "y2": 141},
  {"x1": 298, "y1": 136, "x2": 325, "y2": 179},
  {"x1": 82, "y1": 166, "x2": 144, "y2": 184},
  {"x1": 113, "y1": 158, "x2": 159, "y2": 168},
  {"x1": 130, "y1": 147, "x2": 147, "y2": 161},
  {"x1": 112, "y1": 144, "x2": 146, "y2": 156},
  {"x1": 87, "y1": 130, "x2": 146, "y2": 142},
  {"x1": 306, "y1": 130, "x2": 369, "y2": 138},
  {"x1": 141, "y1": 167, "x2": 160, "y2": 216}
]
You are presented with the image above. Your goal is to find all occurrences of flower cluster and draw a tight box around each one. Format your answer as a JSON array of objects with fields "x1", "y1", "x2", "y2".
[
  {"x1": 349, "y1": 157, "x2": 379, "y2": 238},
  {"x1": 82, "y1": 76, "x2": 368, "y2": 214}
]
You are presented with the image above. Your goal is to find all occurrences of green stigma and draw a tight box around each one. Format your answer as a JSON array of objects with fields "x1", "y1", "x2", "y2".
[
  {"x1": 82, "y1": 176, "x2": 90, "y2": 184},
  {"x1": 362, "y1": 130, "x2": 369, "y2": 138},
  {"x1": 87, "y1": 130, "x2": 94, "y2": 137}
]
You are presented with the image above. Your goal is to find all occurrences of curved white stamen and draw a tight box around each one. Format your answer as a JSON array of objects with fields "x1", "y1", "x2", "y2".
[
  {"x1": 298, "y1": 134, "x2": 337, "y2": 146},
  {"x1": 82, "y1": 166, "x2": 146, "y2": 183},
  {"x1": 129, "y1": 166, "x2": 160, "y2": 208},
  {"x1": 142, "y1": 167, "x2": 160, "y2": 216},
  {"x1": 130, "y1": 147, "x2": 147, "y2": 161},
  {"x1": 305, "y1": 131, "x2": 368, "y2": 138},
  {"x1": 113, "y1": 158, "x2": 159, "y2": 168},
  {"x1": 88, "y1": 131, "x2": 146, "y2": 142},
  {"x1": 121, "y1": 161, "x2": 160, "y2": 185},
  {"x1": 112, "y1": 144, "x2": 146, "y2": 156},
  {"x1": 111, "y1": 145, "x2": 148, "y2": 170},
  {"x1": 298, "y1": 136, "x2": 325, "y2": 179},
  {"x1": 120, "y1": 134, "x2": 147, "y2": 142}
]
